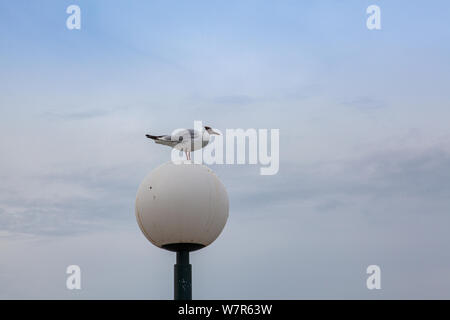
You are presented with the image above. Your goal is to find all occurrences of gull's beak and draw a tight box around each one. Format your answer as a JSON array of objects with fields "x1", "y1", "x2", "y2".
[{"x1": 211, "y1": 130, "x2": 220, "y2": 135}]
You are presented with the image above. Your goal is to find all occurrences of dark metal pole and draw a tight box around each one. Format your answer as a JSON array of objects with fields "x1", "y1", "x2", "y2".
[{"x1": 174, "y1": 251, "x2": 192, "y2": 300}]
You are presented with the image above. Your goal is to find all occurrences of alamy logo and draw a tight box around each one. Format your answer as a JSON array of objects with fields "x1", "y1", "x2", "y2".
[
  {"x1": 366, "y1": 265, "x2": 381, "y2": 290},
  {"x1": 169, "y1": 121, "x2": 280, "y2": 175},
  {"x1": 66, "y1": 5, "x2": 81, "y2": 30},
  {"x1": 66, "y1": 265, "x2": 81, "y2": 290},
  {"x1": 366, "y1": 5, "x2": 381, "y2": 30}
]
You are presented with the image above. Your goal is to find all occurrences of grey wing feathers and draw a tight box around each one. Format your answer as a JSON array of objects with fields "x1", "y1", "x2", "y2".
[
  {"x1": 146, "y1": 134, "x2": 180, "y2": 147},
  {"x1": 146, "y1": 128, "x2": 199, "y2": 147},
  {"x1": 187, "y1": 129, "x2": 199, "y2": 138}
]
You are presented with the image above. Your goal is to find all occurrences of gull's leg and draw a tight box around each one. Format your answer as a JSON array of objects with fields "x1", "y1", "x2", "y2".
[{"x1": 184, "y1": 151, "x2": 188, "y2": 160}]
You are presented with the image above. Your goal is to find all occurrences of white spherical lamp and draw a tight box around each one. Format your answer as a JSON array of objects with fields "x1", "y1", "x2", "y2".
[
  {"x1": 135, "y1": 161, "x2": 229, "y2": 300},
  {"x1": 135, "y1": 162, "x2": 229, "y2": 251}
]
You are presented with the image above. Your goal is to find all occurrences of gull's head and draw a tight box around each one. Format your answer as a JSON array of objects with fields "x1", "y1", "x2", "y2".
[{"x1": 204, "y1": 126, "x2": 220, "y2": 135}]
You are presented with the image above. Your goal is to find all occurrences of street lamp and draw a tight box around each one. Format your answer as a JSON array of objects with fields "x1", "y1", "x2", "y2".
[{"x1": 135, "y1": 161, "x2": 229, "y2": 300}]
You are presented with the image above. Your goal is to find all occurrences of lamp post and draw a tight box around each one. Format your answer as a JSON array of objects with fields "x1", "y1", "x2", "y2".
[{"x1": 135, "y1": 162, "x2": 229, "y2": 300}]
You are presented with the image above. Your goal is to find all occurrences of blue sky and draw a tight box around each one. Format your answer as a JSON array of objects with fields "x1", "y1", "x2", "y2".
[{"x1": 1, "y1": 1, "x2": 450, "y2": 299}]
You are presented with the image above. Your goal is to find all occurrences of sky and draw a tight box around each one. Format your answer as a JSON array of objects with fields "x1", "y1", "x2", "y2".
[{"x1": 1, "y1": 0, "x2": 450, "y2": 299}]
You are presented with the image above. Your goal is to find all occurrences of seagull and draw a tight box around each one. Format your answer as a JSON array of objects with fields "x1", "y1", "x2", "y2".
[{"x1": 146, "y1": 126, "x2": 220, "y2": 160}]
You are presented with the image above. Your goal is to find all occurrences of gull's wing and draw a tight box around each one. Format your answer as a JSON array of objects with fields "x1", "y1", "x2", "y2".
[
  {"x1": 172, "y1": 129, "x2": 200, "y2": 142},
  {"x1": 154, "y1": 135, "x2": 179, "y2": 147},
  {"x1": 146, "y1": 134, "x2": 180, "y2": 147},
  {"x1": 146, "y1": 128, "x2": 201, "y2": 147},
  {"x1": 187, "y1": 129, "x2": 200, "y2": 139}
]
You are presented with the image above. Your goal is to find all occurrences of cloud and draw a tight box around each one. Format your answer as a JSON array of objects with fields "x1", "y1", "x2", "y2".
[
  {"x1": 41, "y1": 110, "x2": 112, "y2": 121},
  {"x1": 212, "y1": 94, "x2": 255, "y2": 105},
  {"x1": 341, "y1": 96, "x2": 387, "y2": 109},
  {"x1": 229, "y1": 143, "x2": 450, "y2": 216}
]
